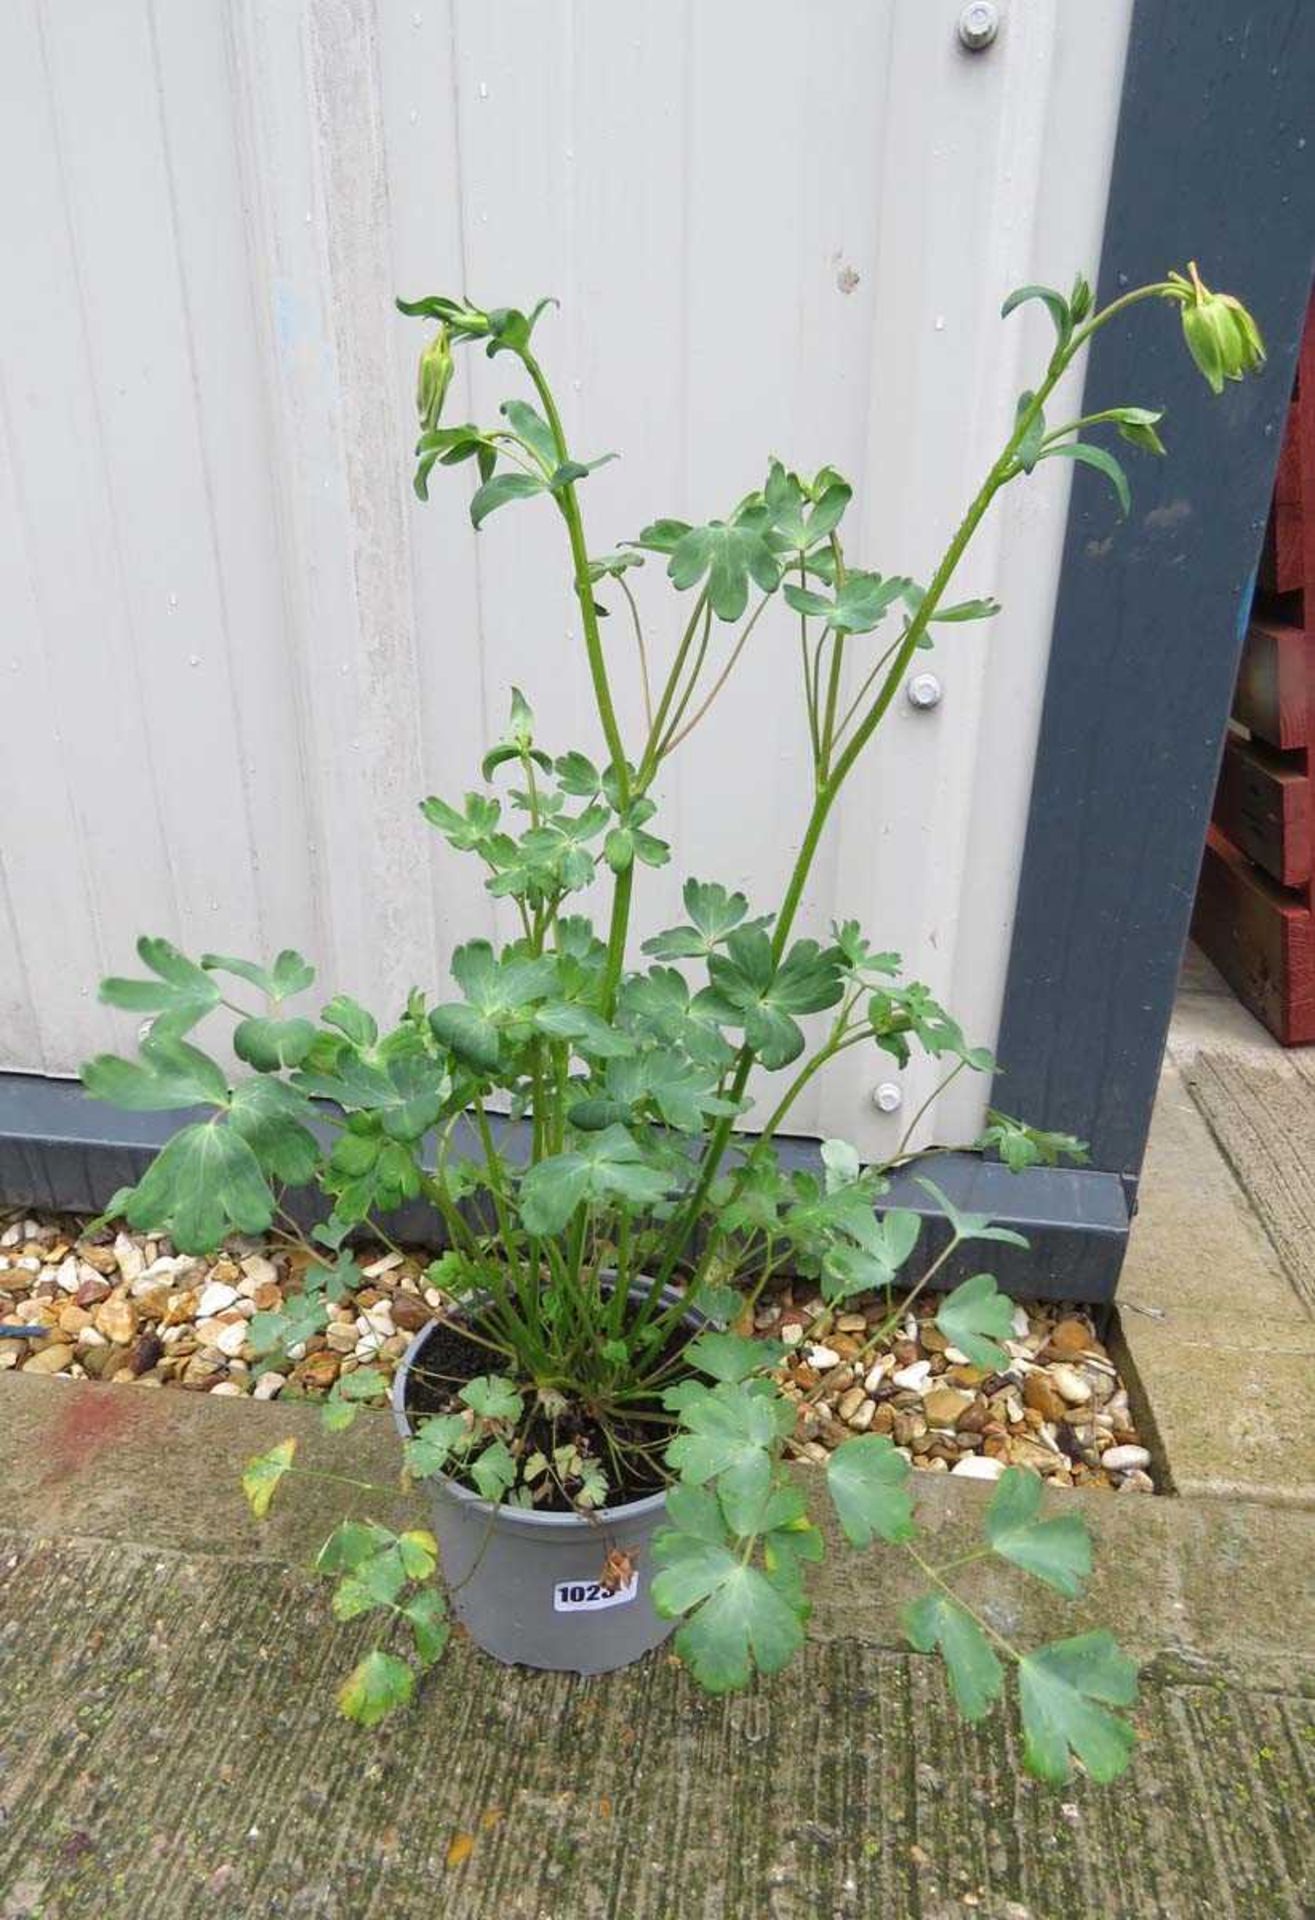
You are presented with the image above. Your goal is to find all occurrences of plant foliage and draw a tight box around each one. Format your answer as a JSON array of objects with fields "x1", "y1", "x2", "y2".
[{"x1": 86, "y1": 260, "x2": 1262, "y2": 1763}]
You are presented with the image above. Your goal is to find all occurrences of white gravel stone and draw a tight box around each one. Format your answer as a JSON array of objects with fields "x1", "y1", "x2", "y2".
[
  {"x1": 892, "y1": 1360, "x2": 932, "y2": 1393},
  {"x1": 780, "y1": 1322, "x2": 804, "y2": 1347},
  {"x1": 113, "y1": 1234, "x2": 144, "y2": 1285},
  {"x1": 362, "y1": 1252, "x2": 405, "y2": 1279},
  {"x1": 239, "y1": 1254, "x2": 278, "y2": 1290},
  {"x1": 54, "y1": 1258, "x2": 79, "y2": 1294},
  {"x1": 214, "y1": 1320, "x2": 249, "y2": 1358},
  {"x1": 209, "y1": 1381, "x2": 244, "y2": 1397},
  {"x1": 197, "y1": 1281, "x2": 240, "y2": 1317},
  {"x1": 1050, "y1": 1364, "x2": 1093, "y2": 1406},
  {"x1": 0, "y1": 1224, "x2": 21, "y2": 1248},
  {"x1": 1101, "y1": 1444, "x2": 1152, "y2": 1474},
  {"x1": 864, "y1": 1354, "x2": 895, "y2": 1394},
  {"x1": 252, "y1": 1372, "x2": 285, "y2": 1400},
  {"x1": 1011, "y1": 1305, "x2": 1031, "y2": 1338},
  {"x1": 805, "y1": 1344, "x2": 840, "y2": 1370},
  {"x1": 951, "y1": 1455, "x2": 1006, "y2": 1480}
]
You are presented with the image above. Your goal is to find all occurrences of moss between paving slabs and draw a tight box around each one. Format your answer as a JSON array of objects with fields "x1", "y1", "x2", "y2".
[{"x1": 2, "y1": 1521, "x2": 1313, "y2": 1920}]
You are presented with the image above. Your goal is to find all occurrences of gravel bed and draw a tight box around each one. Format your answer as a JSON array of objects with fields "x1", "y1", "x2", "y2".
[
  {"x1": 754, "y1": 1286, "x2": 1154, "y2": 1492},
  {"x1": 0, "y1": 1211, "x2": 1153, "y2": 1492}
]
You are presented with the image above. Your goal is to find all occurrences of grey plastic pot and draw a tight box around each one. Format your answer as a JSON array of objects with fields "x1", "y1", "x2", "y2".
[{"x1": 390, "y1": 1285, "x2": 695, "y2": 1675}]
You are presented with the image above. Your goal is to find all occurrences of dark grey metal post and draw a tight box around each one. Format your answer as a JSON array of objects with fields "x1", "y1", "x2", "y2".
[{"x1": 994, "y1": 0, "x2": 1315, "y2": 1182}]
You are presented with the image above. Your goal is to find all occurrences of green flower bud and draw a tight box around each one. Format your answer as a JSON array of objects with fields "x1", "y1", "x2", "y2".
[
  {"x1": 416, "y1": 325, "x2": 454, "y2": 432},
  {"x1": 1167, "y1": 263, "x2": 1265, "y2": 394}
]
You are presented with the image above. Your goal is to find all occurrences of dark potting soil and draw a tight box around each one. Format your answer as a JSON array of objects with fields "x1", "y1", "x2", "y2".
[{"x1": 400, "y1": 1309, "x2": 693, "y2": 1512}]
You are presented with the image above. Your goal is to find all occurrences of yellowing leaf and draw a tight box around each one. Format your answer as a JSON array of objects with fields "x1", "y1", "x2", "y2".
[
  {"x1": 241, "y1": 1438, "x2": 297, "y2": 1519},
  {"x1": 446, "y1": 1832, "x2": 476, "y2": 1869},
  {"x1": 336, "y1": 1649, "x2": 415, "y2": 1728}
]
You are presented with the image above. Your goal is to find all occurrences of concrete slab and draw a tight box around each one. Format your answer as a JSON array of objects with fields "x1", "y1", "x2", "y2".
[
  {"x1": 1185, "y1": 1050, "x2": 1315, "y2": 1314},
  {"x1": 5, "y1": 1370, "x2": 1315, "y2": 1691},
  {"x1": 1, "y1": 1526, "x2": 1312, "y2": 1920},
  {"x1": 1114, "y1": 1049, "x2": 1315, "y2": 1507}
]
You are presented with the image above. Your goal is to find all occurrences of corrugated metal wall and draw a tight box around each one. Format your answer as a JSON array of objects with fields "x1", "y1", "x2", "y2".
[{"x1": 0, "y1": 0, "x2": 1131, "y2": 1157}]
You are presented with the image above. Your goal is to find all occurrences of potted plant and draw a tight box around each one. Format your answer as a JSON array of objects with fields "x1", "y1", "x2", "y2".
[{"x1": 80, "y1": 263, "x2": 1261, "y2": 1778}]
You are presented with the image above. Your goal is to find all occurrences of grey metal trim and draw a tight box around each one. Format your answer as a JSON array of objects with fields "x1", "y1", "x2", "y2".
[
  {"x1": 0, "y1": 1071, "x2": 1128, "y2": 1303},
  {"x1": 993, "y1": 0, "x2": 1315, "y2": 1176}
]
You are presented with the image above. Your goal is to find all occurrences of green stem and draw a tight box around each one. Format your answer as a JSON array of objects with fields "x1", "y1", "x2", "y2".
[
  {"x1": 893, "y1": 1058, "x2": 966, "y2": 1163},
  {"x1": 662, "y1": 592, "x2": 773, "y2": 755},
  {"x1": 600, "y1": 861, "x2": 634, "y2": 1015},
  {"x1": 817, "y1": 533, "x2": 848, "y2": 774},
  {"x1": 521, "y1": 350, "x2": 630, "y2": 809},
  {"x1": 618, "y1": 575, "x2": 654, "y2": 732},
  {"x1": 905, "y1": 1543, "x2": 1021, "y2": 1662},
  {"x1": 639, "y1": 590, "x2": 710, "y2": 785},
  {"x1": 652, "y1": 600, "x2": 712, "y2": 765}
]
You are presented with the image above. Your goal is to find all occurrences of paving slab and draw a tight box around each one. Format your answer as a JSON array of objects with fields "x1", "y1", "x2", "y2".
[
  {"x1": 1114, "y1": 1056, "x2": 1315, "y2": 1505},
  {"x1": 1185, "y1": 1049, "x2": 1315, "y2": 1314},
  {"x1": 5, "y1": 1370, "x2": 1315, "y2": 1691},
  {"x1": 1, "y1": 1529, "x2": 1313, "y2": 1920}
]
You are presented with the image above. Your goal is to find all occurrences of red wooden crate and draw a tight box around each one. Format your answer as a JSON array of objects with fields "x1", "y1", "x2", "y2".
[
  {"x1": 1193, "y1": 827, "x2": 1315, "y2": 1044},
  {"x1": 1194, "y1": 289, "x2": 1315, "y2": 1045}
]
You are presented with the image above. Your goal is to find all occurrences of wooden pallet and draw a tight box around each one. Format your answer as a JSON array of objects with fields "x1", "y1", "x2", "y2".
[{"x1": 1193, "y1": 294, "x2": 1315, "y2": 1044}]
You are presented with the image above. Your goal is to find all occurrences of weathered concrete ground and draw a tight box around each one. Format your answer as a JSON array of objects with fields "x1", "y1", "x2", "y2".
[
  {"x1": 1, "y1": 1525, "x2": 1313, "y2": 1920},
  {"x1": 2, "y1": 1368, "x2": 1314, "y2": 1920}
]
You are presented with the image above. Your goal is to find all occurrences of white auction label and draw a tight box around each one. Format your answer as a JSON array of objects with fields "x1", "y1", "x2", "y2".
[{"x1": 553, "y1": 1574, "x2": 639, "y2": 1613}]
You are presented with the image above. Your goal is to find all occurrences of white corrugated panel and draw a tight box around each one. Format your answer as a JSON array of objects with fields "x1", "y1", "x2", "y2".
[{"x1": 0, "y1": 0, "x2": 1131, "y2": 1157}]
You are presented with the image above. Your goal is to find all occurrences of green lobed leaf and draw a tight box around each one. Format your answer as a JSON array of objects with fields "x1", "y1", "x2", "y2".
[
  {"x1": 665, "y1": 1379, "x2": 791, "y2": 1483},
  {"x1": 685, "y1": 1330, "x2": 783, "y2": 1385},
  {"x1": 642, "y1": 877, "x2": 772, "y2": 960},
  {"x1": 976, "y1": 1109, "x2": 1089, "y2": 1173},
  {"x1": 666, "y1": 516, "x2": 781, "y2": 622},
  {"x1": 233, "y1": 1015, "x2": 317, "y2": 1072},
  {"x1": 459, "y1": 1374, "x2": 522, "y2": 1421},
  {"x1": 984, "y1": 1467, "x2": 1092, "y2": 1598},
  {"x1": 518, "y1": 1124, "x2": 671, "y2": 1235},
  {"x1": 914, "y1": 1177, "x2": 1030, "y2": 1250},
  {"x1": 227, "y1": 1076, "x2": 321, "y2": 1185},
  {"x1": 247, "y1": 1292, "x2": 327, "y2": 1362},
  {"x1": 403, "y1": 1413, "x2": 471, "y2": 1480},
  {"x1": 81, "y1": 1033, "x2": 229, "y2": 1113},
  {"x1": 1017, "y1": 1631, "x2": 1138, "y2": 1784},
  {"x1": 337, "y1": 1650, "x2": 415, "y2": 1728},
  {"x1": 321, "y1": 995, "x2": 379, "y2": 1049},
  {"x1": 904, "y1": 1592, "x2": 1005, "y2": 1722},
  {"x1": 469, "y1": 1438, "x2": 517, "y2": 1502},
  {"x1": 99, "y1": 936, "x2": 222, "y2": 1037},
  {"x1": 114, "y1": 1120, "x2": 274, "y2": 1253},
  {"x1": 670, "y1": 1563, "x2": 804, "y2": 1692},
  {"x1": 651, "y1": 1510, "x2": 805, "y2": 1694},
  {"x1": 402, "y1": 1587, "x2": 451, "y2": 1667},
  {"x1": 935, "y1": 1272, "x2": 1014, "y2": 1371},
  {"x1": 826, "y1": 1435, "x2": 916, "y2": 1547},
  {"x1": 316, "y1": 1520, "x2": 393, "y2": 1574}
]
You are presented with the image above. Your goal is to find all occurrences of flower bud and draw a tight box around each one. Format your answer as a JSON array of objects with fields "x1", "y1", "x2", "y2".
[
  {"x1": 416, "y1": 325, "x2": 454, "y2": 432},
  {"x1": 1168, "y1": 263, "x2": 1265, "y2": 394}
]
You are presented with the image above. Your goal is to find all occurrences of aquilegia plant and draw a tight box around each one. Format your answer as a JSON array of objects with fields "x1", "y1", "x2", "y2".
[{"x1": 81, "y1": 263, "x2": 1261, "y2": 1778}]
